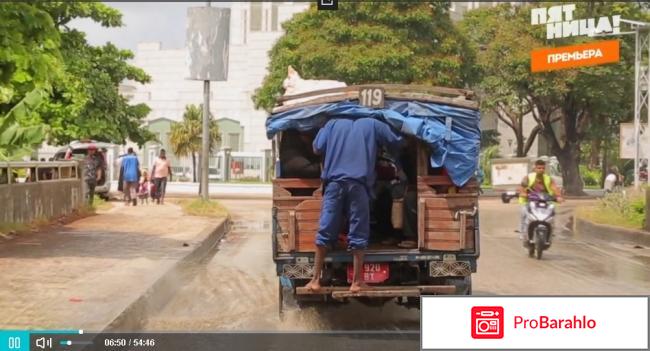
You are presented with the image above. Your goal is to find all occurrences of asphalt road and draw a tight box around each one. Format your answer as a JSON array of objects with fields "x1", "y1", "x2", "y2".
[{"x1": 143, "y1": 198, "x2": 650, "y2": 331}]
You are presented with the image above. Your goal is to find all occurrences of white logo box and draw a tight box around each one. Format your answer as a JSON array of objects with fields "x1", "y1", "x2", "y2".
[{"x1": 421, "y1": 296, "x2": 648, "y2": 350}]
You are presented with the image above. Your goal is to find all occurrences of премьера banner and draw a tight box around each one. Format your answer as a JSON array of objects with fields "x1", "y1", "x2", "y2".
[
  {"x1": 529, "y1": 3, "x2": 621, "y2": 72},
  {"x1": 530, "y1": 40, "x2": 620, "y2": 73}
]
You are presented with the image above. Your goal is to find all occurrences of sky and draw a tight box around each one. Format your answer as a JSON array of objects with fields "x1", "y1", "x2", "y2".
[{"x1": 71, "y1": 2, "x2": 230, "y2": 51}]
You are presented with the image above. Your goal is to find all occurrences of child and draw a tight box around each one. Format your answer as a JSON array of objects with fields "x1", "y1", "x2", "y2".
[{"x1": 138, "y1": 171, "x2": 152, "y2": 205}]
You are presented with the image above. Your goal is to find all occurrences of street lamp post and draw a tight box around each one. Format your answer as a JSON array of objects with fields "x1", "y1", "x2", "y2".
[
  {"x1": 630, "y1": 21, "x2": 650, "y2": 189},
  {"x1": 594, "y1": 19, "x2": 650, "y2": 190}
]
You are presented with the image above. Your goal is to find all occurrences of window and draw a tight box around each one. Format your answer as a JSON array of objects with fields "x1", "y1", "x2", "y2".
[
  {"x1": 271, "y1": 3, "x2": 279, "y2": 31},
  {"x1": 243, "y1": 10, "x2": 247, "y2": 43},
  {"x1": 250, "y1": 3, "x2": 262, "y2": 31},
  {"x1": 228, "y1": 133, "x2": 240, "y2": 152}
]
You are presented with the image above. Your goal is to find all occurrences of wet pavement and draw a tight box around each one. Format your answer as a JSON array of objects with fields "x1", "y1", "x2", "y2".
[
  {"x1": 0, "y1": 202, "x2": 225, "y2": 330},
  {"x1": 144, "y1": 198, "x2": 650, "y2": 331}
]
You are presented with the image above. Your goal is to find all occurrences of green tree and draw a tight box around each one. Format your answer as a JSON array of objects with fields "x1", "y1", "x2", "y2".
[
  {"x1": 0, "y1": 89, "x2": 48, "y2": 160},
  {"x1": 253, "y1": 2, "x2": 476, "y2": 110},
  {"x1": 460, "y1": 5, "x2": 549, "y2": 158},
  {"x1": 169, "y1": 104, "x2": 221, "y2": 183},
  {"x1": 460, "y1": 2, "x2": 649, "y2": 195},
  {"x1": 0, "y1": 3, "x2": 62, "y2": 159},
  {"x1": 32, "y1": 2, "x2": 154, "y2": 146}
]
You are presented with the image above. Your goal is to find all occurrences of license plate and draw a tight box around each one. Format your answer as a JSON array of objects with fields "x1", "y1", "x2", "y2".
[{"x1": 346, "y1": 263, "x2": 389, "y2": 284}]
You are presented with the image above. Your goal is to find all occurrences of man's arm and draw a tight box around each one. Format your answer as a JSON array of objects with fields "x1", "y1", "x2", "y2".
[
  {"x1": 518, "y1": 176, "x2": 528, "y2": 198},
  {"x1": 312, "y1": 125, "x2": 329, "y2": 156},
  {"x1": 376, "y1": 122, "x2": 403, "y2": 155}
]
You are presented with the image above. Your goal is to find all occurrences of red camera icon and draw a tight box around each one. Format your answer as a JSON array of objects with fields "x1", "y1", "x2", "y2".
[{"x1": 471, "y1": 306, "x2": 504, "y2": 339}]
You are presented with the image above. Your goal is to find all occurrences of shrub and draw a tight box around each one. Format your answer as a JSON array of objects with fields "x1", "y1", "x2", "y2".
[
  {"x1": 480, "y1": 145, "x2": 500, "y2": 186},
  {"x1": 580, "y1": 165, "x2": 602, "y2": 187},
  {"x1": 598, "y1": 191, "x2": 646, "y2": 228}
]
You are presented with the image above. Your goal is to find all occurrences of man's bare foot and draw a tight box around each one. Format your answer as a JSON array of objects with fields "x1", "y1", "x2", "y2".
[
  {"x1": 305, "y1": 279, "x2": 321, "y2": 292},
  {"x1": 349, "y1": 282, "x2": 369, "y2": 293}
]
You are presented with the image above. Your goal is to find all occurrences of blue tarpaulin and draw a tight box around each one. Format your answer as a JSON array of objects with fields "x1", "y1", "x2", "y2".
[{"x1": 266, "y1": 100, "x2": 480, "y2": 187}]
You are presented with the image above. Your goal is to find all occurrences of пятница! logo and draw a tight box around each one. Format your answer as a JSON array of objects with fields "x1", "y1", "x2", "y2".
[{"x1": 471, "y1": 306, "x2": 504, "y2": 339}]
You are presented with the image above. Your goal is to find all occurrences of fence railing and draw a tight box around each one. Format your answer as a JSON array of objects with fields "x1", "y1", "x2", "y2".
[
  {"x1": 0, "y1": 161, "x2": 79, "y2": 185},
  {"x1": 0, "y1": 161, "x2": 84, "y2": 224}
]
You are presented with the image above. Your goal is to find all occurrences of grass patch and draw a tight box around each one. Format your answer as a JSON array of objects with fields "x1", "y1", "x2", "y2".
[
  {"x1": 175, "y1": 198, "x2": 229, "y2": 218},
  {"x1": 576, "y1": 207, "x2": 643, "y2": 230},
  {"x1": 0, "y1": 222, "x2": 28, "y2": 235},
  {"x1": 575, "y1": 190, "x2": 645, "y2": 230},
  {"x1": 91, "y1": 195, "x2": 112, "y2": 211}
]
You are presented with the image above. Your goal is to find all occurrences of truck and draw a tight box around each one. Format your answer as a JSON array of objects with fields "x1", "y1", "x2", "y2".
[
  {"x1": 491, "y1": 157, "x2": 563, "y2": 203},
  {"x1": 266, "y1": 84, "x2": 481, "y2": 314}
]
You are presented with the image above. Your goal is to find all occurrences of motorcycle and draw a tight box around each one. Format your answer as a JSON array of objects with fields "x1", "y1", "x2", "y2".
[{"x1": 523, "y1": 192, "x2": 556, "y2": 259}]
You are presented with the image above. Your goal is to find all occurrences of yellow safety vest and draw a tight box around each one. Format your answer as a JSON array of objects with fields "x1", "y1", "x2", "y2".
[{"x1": 519, "y1": 173, "x2": 554, "y2": 204}]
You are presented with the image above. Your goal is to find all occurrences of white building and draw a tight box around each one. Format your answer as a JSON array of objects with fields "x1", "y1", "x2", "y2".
[{"x1": 125, "y1": 2, "x2": 309, "y2": 155}]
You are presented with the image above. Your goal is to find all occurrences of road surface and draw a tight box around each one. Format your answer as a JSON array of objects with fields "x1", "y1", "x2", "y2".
[{"x1": 143, "y1": 198, "x2": 650, "y2": 331}]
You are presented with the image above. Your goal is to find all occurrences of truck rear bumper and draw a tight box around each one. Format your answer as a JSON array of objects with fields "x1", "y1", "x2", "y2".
[{"x1": 295, "y1": 285, "x2": 455, "y2": 298}]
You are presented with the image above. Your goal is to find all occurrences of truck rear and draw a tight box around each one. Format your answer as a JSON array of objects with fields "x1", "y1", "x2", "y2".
[{"x1": 266, "y1": 85, "x2": 481, "y2": 312}]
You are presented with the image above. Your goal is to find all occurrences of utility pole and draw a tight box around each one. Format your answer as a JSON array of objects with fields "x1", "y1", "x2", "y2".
[
  {"x1": 187, "y1": 2, "x2": 230, "y2": 200},
  {"x1": 595, "y1": 19, "x2": 650, "y2": 190},
  {"x1": 629, "y1": 20, "x2": 650, "y2": 189},
  {"x1": 200, "y1": 1, "x2": 212, "y2": 201}
]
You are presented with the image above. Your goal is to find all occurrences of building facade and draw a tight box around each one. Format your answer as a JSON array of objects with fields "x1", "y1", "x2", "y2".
[{"x1": 123, "y1": 2, "x2": 309, "y2": 160}]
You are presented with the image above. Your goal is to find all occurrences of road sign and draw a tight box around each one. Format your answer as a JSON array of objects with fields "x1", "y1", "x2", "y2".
[
  {"x1": 620, "y1": 123, "x2": 649, "y2": 159},
  {"x1": 186, "y1": 7, "x2": 230, "y2": 81}
]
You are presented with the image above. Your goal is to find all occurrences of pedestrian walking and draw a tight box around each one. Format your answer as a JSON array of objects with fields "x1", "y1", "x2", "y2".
[
  {"x1": 151, "y1": 149, "x2": 172, "y2": 205},
  {"x1": 120, "y1": 147, "x2": 140, "y2": 206},
  {"x1": 305, "y1": 118, "x2": 402, "y2": 294},
  {"x1": 84, "y1": 145, "x2": 104, "y2": 206},
  {"x1": 138, "y1": 170, "x2": 152, "y2": 205}
]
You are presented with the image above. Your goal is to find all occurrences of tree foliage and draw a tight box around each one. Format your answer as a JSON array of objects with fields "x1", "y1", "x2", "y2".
[
  {"x1": 460, "y1": 2, "x2": 650, "y2": 195},
  {"x1": 32, "y1": 2, "x2": 154, "y2": 146},
  {"x1": 0, "y1": 3, "x2": 62, "y2": 110},
  {"x1": 0, "y1": 89, "x2": 48, "y2": 160},
  {"x1": 1, "y1": 2, "x2": 155, "y2": 155},
  {"x1": 169, "y1": 104, "x2": 221, "y2": 182},
  {"x1": 254, "y1": 2, "x2": 476, "y2": 110},
  {"x1": 0, "y1": 3, "x2": 61, "y2": 159}
]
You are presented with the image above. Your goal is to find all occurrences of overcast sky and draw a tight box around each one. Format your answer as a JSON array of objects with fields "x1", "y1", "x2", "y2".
[{"x1": 71, "y1": 2, "x2": 230, "y2": 51}]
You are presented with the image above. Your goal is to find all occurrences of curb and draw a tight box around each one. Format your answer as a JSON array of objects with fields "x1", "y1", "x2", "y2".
[
  {"x1": 101, "y1": 217, "x2": 231, "y2": 332},
  {"x1": 573, "y1": 217, "x2": 650, "y2": 248}
]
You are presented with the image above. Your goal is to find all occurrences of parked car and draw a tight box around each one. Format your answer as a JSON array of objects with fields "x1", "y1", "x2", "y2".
[{"x1": 53, "y1": 140, "x2": 114, "y2": 199}]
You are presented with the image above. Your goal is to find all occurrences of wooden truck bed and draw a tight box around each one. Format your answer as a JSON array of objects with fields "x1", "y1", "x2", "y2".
[{"x1": 273, "y1": 175, "x2": 479, "y2": 254}]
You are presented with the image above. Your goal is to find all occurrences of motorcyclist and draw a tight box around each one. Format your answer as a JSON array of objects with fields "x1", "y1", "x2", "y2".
[{"x1": 516, "y1": 159, "x2": 564, "y2": 239}]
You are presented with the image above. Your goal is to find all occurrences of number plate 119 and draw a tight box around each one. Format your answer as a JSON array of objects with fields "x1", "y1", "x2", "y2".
[{"x1": 359, "y1": 87, "x2": 385, "y2": 108}]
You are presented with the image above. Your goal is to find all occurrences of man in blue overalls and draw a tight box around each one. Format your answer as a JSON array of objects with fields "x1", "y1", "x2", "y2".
[{"x1": 305, "y1": 117, "x2": 402, "y2": 293}]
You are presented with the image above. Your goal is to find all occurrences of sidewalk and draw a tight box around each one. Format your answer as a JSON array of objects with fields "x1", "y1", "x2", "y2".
[
  {"x1": 109, "y1": 181, "x2": 272, "y2": 199},
  {"x1": 0, "y1": 202, "x2": 227, "y2": 331}
]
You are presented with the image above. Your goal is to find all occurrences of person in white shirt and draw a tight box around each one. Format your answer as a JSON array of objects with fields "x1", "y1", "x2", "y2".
[{"x1": 604, "y1": 166, "x2": 622, "y2": 193}]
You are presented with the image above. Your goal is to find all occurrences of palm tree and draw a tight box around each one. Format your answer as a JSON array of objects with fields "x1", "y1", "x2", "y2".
[{"x1": 169, "y1": 104, "x2": 221, "y2": 182}]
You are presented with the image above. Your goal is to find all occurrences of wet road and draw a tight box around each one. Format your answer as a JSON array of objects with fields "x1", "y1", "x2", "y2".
[{"x1": 144, "y1": 198, "x2": 650, "y2": 331}]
